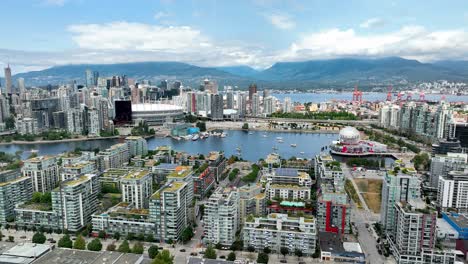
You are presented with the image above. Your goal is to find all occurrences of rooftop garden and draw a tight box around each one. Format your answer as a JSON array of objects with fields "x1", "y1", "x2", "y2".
[
  {"x1": 168, "y1": 166, "x2": 192, "y2": 178},
  {"x1": 325, "y1": 161, "x2": 342, "y2": 171},
  {"x1": 19, "y1": 192, "x2": 52, "y2": 211},
  {"x1": 241, "y1": 164, "x2": 260, "y2": 183}
]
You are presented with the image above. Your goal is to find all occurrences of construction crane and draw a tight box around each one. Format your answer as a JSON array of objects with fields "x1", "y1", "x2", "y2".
[
  {"x1": 352, "y1": 85, "x2": 363, "y2": 103},
  {"x1": 419, "y1": 91, "x2": 425, "y2": 101},
  {"x1": 386, "y1": 85, "x2": 393, "y2": 101}
]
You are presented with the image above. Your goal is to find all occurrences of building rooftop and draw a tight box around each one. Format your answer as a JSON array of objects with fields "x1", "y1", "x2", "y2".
[
  {"x1": 62, "y1": 161, "x2": 94, "y2": 170},
  {"x1": 2, "y1": 243, "x2": 51, "y2": 258},
  {"x1": 17, "y1": 202, "x2": 52, "y2": 212},
  {"x1": 101, "y1": 168, "x2": 130, "y2": 179},
  {"x1": 123, "y1": 169, "x2": 150, "y2": 180},
  {"x1": 132, "y1": 103, "x2": 183, "y2": 112},
  {"x1": 444, "y1": 212, "x2": 468, "y2": 229},
  {"x1": 33, "y1": 248, "x2": 142, "y2": 264},
  {"x1": 154, "y1": 163, "x2": 179, "y2": 170},
  {"x1": 24, "y1": 155, "x2": 55, "y2": 163},
  {"x1": 269, "y1": 184, "x2": 309, "y2": 190},
  {"x1": 168, "y1": 166, "x2": 192, "y2": 178},
  {"x1": 62, "y1": 175, "x2": 90, "y2": 186},
  {"x1": 0, "y1": 176, "x2": 29, "y2": 187},
  {"x1": 207, "y1": 151, "x2": 220, "y2": 161},
  {"x1": 152, "y1": 181, "x2": 186, "y2": 199},
  {"x1": 275, "y1": 168, "x2": 299, "y2": 177},
  {"x1": 102, "y1": 202, "x2": 149, "y2": 218}
]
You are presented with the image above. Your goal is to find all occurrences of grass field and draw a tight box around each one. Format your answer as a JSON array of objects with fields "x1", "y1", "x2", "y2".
[{"x1": 354, "y1": 178, "x2": 382, "y2": 213}]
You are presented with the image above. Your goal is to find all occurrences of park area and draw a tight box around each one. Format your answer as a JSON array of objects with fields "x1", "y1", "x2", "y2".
[{"x1": 354, "y1": 178, "x2": 383, "y2": 213}]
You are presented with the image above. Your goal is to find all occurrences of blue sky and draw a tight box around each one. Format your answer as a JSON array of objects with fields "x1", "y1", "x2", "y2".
[{"x1": 2, "y1": 0, "x2": 468, "y2": 74}]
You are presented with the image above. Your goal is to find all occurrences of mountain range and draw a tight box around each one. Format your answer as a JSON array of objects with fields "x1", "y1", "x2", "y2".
[{"x1": 5, "y1": 57, "x2": 468, "y2": 90}]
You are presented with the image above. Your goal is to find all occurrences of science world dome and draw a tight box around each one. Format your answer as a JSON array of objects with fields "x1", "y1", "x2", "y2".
[{"x1": 339, "y1": 126, "x2": 360, "y2": 145}]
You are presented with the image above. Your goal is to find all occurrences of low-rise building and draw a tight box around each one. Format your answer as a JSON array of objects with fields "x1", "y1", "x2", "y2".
[
  {"x1": 319, "y1": 232, "x2": 366, "y2": 263},
  {"x1": 193, "y1": 166, "x2": 215, "y2": 199},
  {"x1": 152, "y1": 163, "x2": 179, "y2": 183},
  {"x1": 266, "y1": 184, "x2": 311, "y2": 200},
  {"x1": 438, "y1": 170, "x2": 468, "y2": 211},
  {"x1": 15, "y1": 202, "x2": 59, "y2": 231},
  {"x1": 99, "y1": 168, "x2": 130, "y2": 191},
  {"x1": 92, "y1": 202, "x2": 155, "y2": 237},
  {"x1": 207, "y1": 151, "x2": 226, "y2": 181},
  {"x1": 243, "y1": 213, "x2": 317, "y2": 256}
]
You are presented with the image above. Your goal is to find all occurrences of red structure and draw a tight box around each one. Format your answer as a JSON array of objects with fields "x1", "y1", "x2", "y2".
[
  {"x1": 419, "y1": 92, "x2": 425, "y2": 101},
  {"x1": 352, "y1": 85, "x2": 363, "y2": 103},
  {"x1": 397, "y1": 91, "x2": 403, "y2": 101},
  {"x1": 386, "y1": 85, "x2": 393, "y2": 101}
]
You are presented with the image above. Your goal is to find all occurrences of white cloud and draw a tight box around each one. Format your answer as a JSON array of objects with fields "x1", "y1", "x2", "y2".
[
  {"x1": 281, "y1": 26, "x2": 468, "y2": 62},
  {"x1": 154, "y1": 11, "x2": 170, "y2": 20},
  {"x1": 360, "y1": 17, "x2": 385, "y2": 29},
  {"x1": 43, "y1": 0, "x2": 67, "y2": 6},
  {"x1": 68, "y1": 22, "x2": 208, "y2": 51},
  {"x1": 6, "y1": 22, "x2": 468, "y2": 73},
  {"x1": 265, "y1": 13, "x2": 295, "y2": 30}
]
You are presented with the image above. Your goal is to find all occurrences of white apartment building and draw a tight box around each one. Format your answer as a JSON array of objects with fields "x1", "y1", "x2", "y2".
[
  {"x1": 203, "y1": 187, "x2": 240, "y2": 246},
  {"x1": 120, "y1": 169, "x2": 153, "y2": 209},
  {"x1": 243, "y1": 213, "x2": 317, "y2": 256},
  {"x1": 22, "y1": 156, "x2": 59, "y2": 193},
  {"x1": 438, "y1": 170, "x2": 468, "y2": 211}
]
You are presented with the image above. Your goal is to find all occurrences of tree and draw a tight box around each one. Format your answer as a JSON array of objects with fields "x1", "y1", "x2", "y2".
[
  {"x1": 32, "y1": 232, "x2": 46, "y2": 244},
  {"x1": 196, "y1": 122, "x2": 207, "y2": 132},
  {"x1": 294, "y1": 248, "x2": 303, "y2": 259},
  {"x1": 8, "y1": 236, "x2": 14, "y2": 242},
  {"x1": 280, "y1": 247, "x2": 289, "y2": 258},
  {"x1": 58, "y1": 234, "x2": 73, "y2": 248},
  {"x1": 73, "y1": 235, "x2": 86, "y2": 250},
  {"x1": 181, "y1": 226, "x2": 194, "y2": 243},
  {"x1": 98, "y1": 230, "x2": 106, "y2": 239},
  {"x1": 230, "y1": 240, "x2": 243, "y2": 251},
  {"x1": 215, "y1": 243, "x2": 223, "y2": 250},
  {"x1": 247, "y1": 245, "x2": 255, "y2": 252},
  {"x1": 263, "y1": 247, "x2": 271, "y2": 254},
  {"x1": 118, "y1": 240, "x2": 131, "y2": 253},
  {"x1": 257, "y1": 252, "x2": 269, "y2": 263},
  {"x1": 242, "y1": 123, "x2": 249, "y2": 130},
  {"x1": 148, "y1": 245, "x2": 159, "y2": 259},
  {"x1": 204, "y1": 245, "x2": 217, "y2": 259},
  {"x1": 132, "y1": 241, "x2": 144, "y2": 254},
  {"x1": 113, "y1": 232, "x2": 121, "y2": 240},
  {"x1": 145, "y1": 234, "x2": 155, "y2": 242},
  {"x1": 107, "y1": 244, "x2": 116, "y2": 251},
  {"x1": 227, "y1": 252, "x2": 236, "y2": 261},
  {"x1": 0, "y1": 231, "x2": 2, "y2": 241},
  {"x1": 152, "y1": 250, "x2": 174, "y2": 264},
  {"x1": 87, "y1": 238, "x2": 102, "y2": 251}
]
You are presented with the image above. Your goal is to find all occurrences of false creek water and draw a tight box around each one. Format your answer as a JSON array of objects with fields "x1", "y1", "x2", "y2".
[{"x1": 0, "y1": 131, "x2": 340, "y2": 161}]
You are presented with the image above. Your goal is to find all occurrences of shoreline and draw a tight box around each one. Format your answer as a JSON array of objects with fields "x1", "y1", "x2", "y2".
[
  {"x1": 0, "y1": 136, "x2": 122, "y2": 145},
  {"x1": 207, "y1": 127, "x2": 340, "y2": 134}
]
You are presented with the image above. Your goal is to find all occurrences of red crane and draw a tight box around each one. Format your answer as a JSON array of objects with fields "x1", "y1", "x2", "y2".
[
  {"x1": 386, "y1": 85, "x2": 393, "y2": 101},
  {"x1": 352, "y1": 85, "x2": 362, "y2": 103},
  {"x1": 397, "y1": 91, "x2": 402, "y2": 101},
  {"x1": 419, "y1": 92, "x2": 425, "y2": 101}
]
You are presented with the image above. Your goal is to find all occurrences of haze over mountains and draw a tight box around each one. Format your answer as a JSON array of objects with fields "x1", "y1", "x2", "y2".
[{"x1": 7, "y1": 57, "x2": 468, "y2": 90}]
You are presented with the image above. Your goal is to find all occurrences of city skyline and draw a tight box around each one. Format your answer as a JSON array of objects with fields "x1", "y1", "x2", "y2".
[{"x1": 2, "y1": 0, "x2": 468, "y2": 75}]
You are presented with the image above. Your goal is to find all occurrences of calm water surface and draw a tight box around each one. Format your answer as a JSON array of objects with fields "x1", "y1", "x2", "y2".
[{"x1": 0, "y1": 131, "x2": 340, "y2": 161}]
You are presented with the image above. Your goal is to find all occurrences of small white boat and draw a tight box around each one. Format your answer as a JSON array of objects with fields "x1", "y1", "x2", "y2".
[
  {"x1": 30, "y1": 149, "x2": 39, "y2": 153},
  {"x1": 248, "y1": 132, "x2": 254, "y2": 135},
  {"x1": 192, "y1": 134, "x2": 199, "y2": 141},
  {"x1": 291, "y1": 144, "x2": 297, "y2": 147},
  {"x1": 262, "y1": 134, "x2": 268, "y2": 138},
  {"x1": 220, "y1": 133, "x2": 227, "y2": 138},
  {"x1": 300, "y1": 151, "x2": 305, "y2": 155},
  {"x1": 277, "y1": 139, "x2": 284, "y2": 143},
  {"x1": 276, "y1": 137, "x2": 283, "y2": 140},
  {"x1": 272, "y1": 146, "x2": 278, "y2": 150}
]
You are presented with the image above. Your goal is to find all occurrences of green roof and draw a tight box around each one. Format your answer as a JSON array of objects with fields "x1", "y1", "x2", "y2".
[
  {"x1": 123, "y1": 170, "x2": 150, "y2": 180},
  {"x1": 168, "y1": 166, "x2": 192, "y2": 178},
  {"x1": 63, "y1": 175, "x2": 88, "y2": 186}
]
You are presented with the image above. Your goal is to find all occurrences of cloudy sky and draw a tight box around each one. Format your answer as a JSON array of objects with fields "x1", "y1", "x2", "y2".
[{"x1": 2, "y1": 0, "x2": 468, "y2": 75}]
